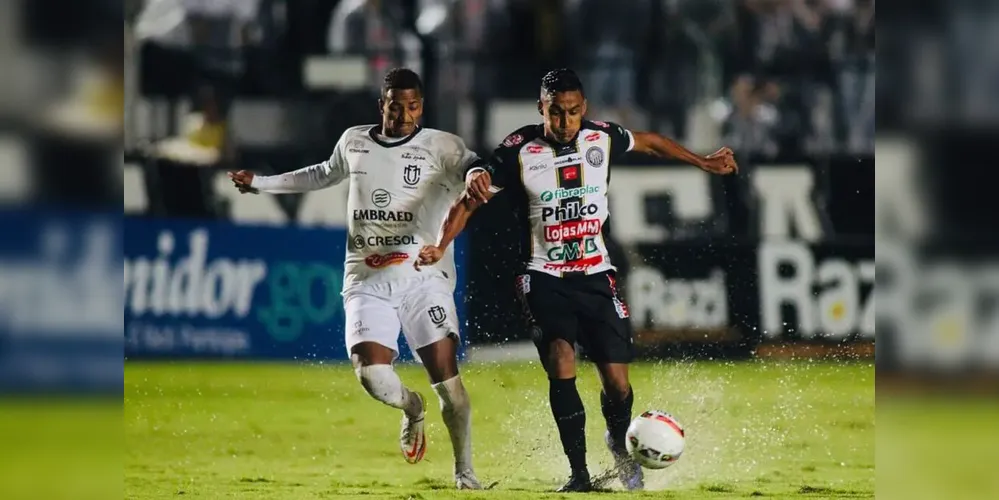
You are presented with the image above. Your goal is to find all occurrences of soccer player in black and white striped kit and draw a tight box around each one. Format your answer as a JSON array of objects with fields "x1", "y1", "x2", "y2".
[{"x1": 417, "y1": 68, "x2": 737, "y2": 492}]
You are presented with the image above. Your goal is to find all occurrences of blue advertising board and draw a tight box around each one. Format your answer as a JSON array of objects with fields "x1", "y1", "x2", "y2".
[
  {"x1": 0, "y1": 209, "x2": 122, "y2": 394},
  {"x1": 124, "y1": 217, "x2": 468, "y2": 361}
]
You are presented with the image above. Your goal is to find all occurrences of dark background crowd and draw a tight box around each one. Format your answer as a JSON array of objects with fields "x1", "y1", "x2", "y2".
[{"x1": 124, "y1": 0, "x2": 875, "y2": 171}]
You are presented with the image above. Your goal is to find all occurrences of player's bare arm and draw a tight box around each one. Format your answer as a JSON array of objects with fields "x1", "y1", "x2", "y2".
[
  {"x1": 630, "y1": 132, "x2": 738, "y2": 175},
  {"x1": 414, "y1": 181, "x2": 491, "y2": 270}
]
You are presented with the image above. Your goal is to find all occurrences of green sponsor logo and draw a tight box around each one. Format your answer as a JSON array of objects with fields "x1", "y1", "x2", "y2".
[
  {"x1": 547, "y1": 238, "x2": 599, "y2": 261},
  {"x1": 540, "y1": 185, "x2": 601, "y2": 202}
]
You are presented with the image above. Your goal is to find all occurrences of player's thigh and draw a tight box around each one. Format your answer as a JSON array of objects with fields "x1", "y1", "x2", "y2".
[
  {"x1": 343, "y1": 292, "x2": 403, "y2": 361},
  {"x1": 398, "y1": 277, "x2": 460, "y2": 358},
  {"x1": 576, "y1": 274, "x2": 635, "y2": 364},
  {"x1": 516, "y1": 273, "x2": 580, "y2": 367}
]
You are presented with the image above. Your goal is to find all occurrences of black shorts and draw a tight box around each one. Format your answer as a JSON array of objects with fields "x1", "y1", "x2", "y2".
[{"x1": 515, "y1": 270, "x2": 634, "y2": 364}]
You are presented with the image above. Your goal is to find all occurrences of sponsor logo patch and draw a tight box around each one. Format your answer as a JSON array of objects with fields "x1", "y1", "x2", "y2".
[
  {"x1": 502, "y1": 134, "x2": 524, "y2": 147},
  {"x1": 364, "y1": 252, "x2": 409, "y2": 268},
  {"x1": 543, "y1": 219, "x2": 602, "y2": 242}
]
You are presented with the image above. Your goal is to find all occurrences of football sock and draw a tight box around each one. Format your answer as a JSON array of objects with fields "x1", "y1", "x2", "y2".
[
  {"x1": 601, "y1": 386, "x2": 634, "y2": 448},
  {"x1": 432, "y1": 375, "x2": 474, "y2": 474},
  {"x1": 549, "y1": 377, "x2": 588, "y2": 474},
  {"x1": 354, "y1": 364, "x2": 422, "y2": 417}
]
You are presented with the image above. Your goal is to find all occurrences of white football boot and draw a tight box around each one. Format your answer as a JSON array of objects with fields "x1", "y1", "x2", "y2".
[{"x1": 400, "y1": 392, "x2": 427, "y2": 464}]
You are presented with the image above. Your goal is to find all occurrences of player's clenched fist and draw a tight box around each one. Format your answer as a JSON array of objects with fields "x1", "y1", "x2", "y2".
[
  {"x1": 465, "y1": 169, "x2": 492, "y2": 205},
  {"x1": 414, "y1": 245, "x2": 444, "y2": 270},
  {"x1": 699, "y1": 147, "x2": 738, "y2": 175},
  {"x1": 228, "y1": 170, "x2": 258, "y2": 193}
]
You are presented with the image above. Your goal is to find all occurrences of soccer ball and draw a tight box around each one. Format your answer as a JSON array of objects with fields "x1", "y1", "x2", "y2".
[{"x1": 625, "y1": 410, "x2": 686, "y2": 469}]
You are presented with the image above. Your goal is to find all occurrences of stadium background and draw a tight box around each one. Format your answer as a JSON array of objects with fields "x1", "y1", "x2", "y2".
[
  {"x1": 109, "y1": 0, "x2": 880, "y2": 498},
  {"x1": 10, "y1": 1, "x2": 999, "y2": 499},
  {"x1": 121, "y1": 0, "x2": 875, "y2": 363}
]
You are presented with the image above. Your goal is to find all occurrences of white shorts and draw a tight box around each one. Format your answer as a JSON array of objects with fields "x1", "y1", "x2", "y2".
[{"x1": 343, "y1": 273, "x2": 460, "y2": 362}]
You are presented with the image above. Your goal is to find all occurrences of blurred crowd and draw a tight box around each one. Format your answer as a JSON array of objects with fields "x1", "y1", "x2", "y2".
[{"x1": 126, "y1": 0, "x2": 875, "y2": 161}]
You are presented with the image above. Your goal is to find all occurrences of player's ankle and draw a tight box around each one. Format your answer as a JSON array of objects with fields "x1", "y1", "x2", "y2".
[{"x1": 403, "y1": 390, "x2": 423, "y2": 417}]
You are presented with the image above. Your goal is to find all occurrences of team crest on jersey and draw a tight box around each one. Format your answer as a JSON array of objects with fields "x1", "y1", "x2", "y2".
[
  {"x1": 585, "y1": 146, "x2": 605, "y2": 167},
  {"x1": 403, "y1": 164, "x2": 421, "y2": 187},
  {"x1": 502, "y1": 134, "x2": 524, "y2": 147}
]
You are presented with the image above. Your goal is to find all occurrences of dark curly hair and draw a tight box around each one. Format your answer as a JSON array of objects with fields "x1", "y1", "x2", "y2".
[
  {"x1": 540, "y1": 68, "x2": 584, "y2": 97},
  {"x1": 382, "y1": 68, "x2": 423, "y2": 97}
]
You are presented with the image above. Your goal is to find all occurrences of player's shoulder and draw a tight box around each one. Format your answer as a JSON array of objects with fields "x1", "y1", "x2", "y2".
[
  {"x1": 582, "y1": 119, "x2": 629, "y2": 136},
  {"x1": 417, "y1": 127, "x2": 467, "y2": 147},
  {"x1": 338, "y1": 124, "x2": 377, "y2": 143},
  {"x1": 413, "y1": 127, "x2": 473, "y2": 157},
  {"x1": 495, "y1": 124, "x2": 545, "y2": 153}
]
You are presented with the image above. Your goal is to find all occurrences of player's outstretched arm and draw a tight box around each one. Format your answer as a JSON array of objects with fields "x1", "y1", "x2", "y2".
[
  {"x1": 415, "y1": 171, "x2": 496, "y2": 270},
  {"x1": 630, "y1": 131, "x2": 738, "y2": 175},
  {"x1": 228, "y1": 160, "x2": 346, "y2": 194}
]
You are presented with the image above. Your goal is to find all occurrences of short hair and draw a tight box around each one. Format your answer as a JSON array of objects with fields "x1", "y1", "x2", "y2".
[
  {"x1": 382, "y1": 68, "x2": 423, "y2": 97},
  {"x1": 540, "y1": 68, "x2": 584, "y2": 97}
]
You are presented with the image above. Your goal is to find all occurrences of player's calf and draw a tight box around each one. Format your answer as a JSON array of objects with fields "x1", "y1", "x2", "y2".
[
  {"x1": 351, "y1": 358, "x2": 427, "y2": 463},
  {"x1": 431, "y1": 375, "x2": 478, "y2": 485},
  {"x1": 351, "y1": 357, "x2": 424, "y2": 416}
]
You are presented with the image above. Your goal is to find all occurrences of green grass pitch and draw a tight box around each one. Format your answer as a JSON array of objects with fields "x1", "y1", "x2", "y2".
[{"x1": 125, "y1": 360, "x2": 874, "y2": 499}]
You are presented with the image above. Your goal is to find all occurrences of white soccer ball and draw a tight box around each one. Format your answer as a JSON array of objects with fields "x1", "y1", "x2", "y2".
[{"x1": 625, "y1": 410, "x2": 686, "y2": 469}]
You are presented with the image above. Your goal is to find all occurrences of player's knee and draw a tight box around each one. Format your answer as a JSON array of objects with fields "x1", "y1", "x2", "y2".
[
  {"x1": 602, "y1": 379, "x2": 631, "y2": 401},
  {"x1": 350, "y1": 353, "x2": 366, "y2": 372},
  {"x1": 354, "y1": 363, "x2": 406, "y2": 408},
  {"x1": 545, "y1": 339, "x2": 576, "y2": 375}
]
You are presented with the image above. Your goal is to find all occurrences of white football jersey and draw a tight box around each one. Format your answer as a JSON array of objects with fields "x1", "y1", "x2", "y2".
[
  {"x1": 482, "y1": 120, "x2": 635, "y2": 277},
  {"x1": 251, "y1": 125, "x2": 483, "y2": 292}
]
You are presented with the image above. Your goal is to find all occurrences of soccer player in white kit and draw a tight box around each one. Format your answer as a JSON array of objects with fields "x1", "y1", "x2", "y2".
[{"x1": 228, "y1": 69, "x2": 482, "y2": 490}]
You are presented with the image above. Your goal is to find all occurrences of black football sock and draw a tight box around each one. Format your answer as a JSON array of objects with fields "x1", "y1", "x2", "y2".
[
  {"x1": 549, "y1": 377, "x2": 588, "y2": 475},
  {"x1": 601, "y1": 385, "x2": 634, "y2": 448}
]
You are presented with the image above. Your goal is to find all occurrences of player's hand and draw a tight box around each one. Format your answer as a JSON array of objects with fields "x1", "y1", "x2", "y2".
[
  {"x1": 699, "y1": 147, "x2": 738, "y2": 175},
  {"x1": 414, "y1": 245, "x2": 444, "y2": 271},
  {"x1": 228, "y1": 170, "x2": 258, "y2": 194},
  {"x1": 465, "y1": 170, "x2": 492, "y2": 205}
]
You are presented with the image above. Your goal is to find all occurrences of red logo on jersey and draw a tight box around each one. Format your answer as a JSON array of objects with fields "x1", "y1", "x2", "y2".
[
  {"x1": 543, "y1": 255, "x2": 603, "y2": 272},
  {"x1": 585, "y1": 132, "x2": 601, "y2": 142},
  {"x1": 526, "y1": 144, "x2": 545, "y2": 154},
  {"x1": 544, "y1": 219, "x2": 602, "y2": 242},
  {"x1": 365, "y1": 252, "x2": 410, "y2": 268},
  {"x1": 590, "y1": 120, "x2": 609, "y2": 127},
  {"x1": 561, "y1": 167, "x2": 579, "y2": 181},
  {"x1": 502, "y1": 134, "x2": 524, "y2": 147}
]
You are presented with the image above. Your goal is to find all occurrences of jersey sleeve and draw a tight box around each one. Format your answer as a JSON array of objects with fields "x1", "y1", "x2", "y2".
[
  {"x1": 437, "y1": 133, "x2": 489, "y2": 188},
  {"x1": 251, "y1": 131, "x2": 349, "y2": 193},
  {"x1": 589, "y1": 120, "x2": 635, "y2": 162},
  {"x1": 473, "y1": 131, "x2": 530, "y2": 194}
]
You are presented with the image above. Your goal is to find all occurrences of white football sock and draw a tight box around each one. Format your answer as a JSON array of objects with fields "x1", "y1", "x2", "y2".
[
  {"x1": 355, "y1": 364, "x2": 422, "y2": 417},
  {"x1": 432, "y1": 375, "x2": 473, "y2": 473}
]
